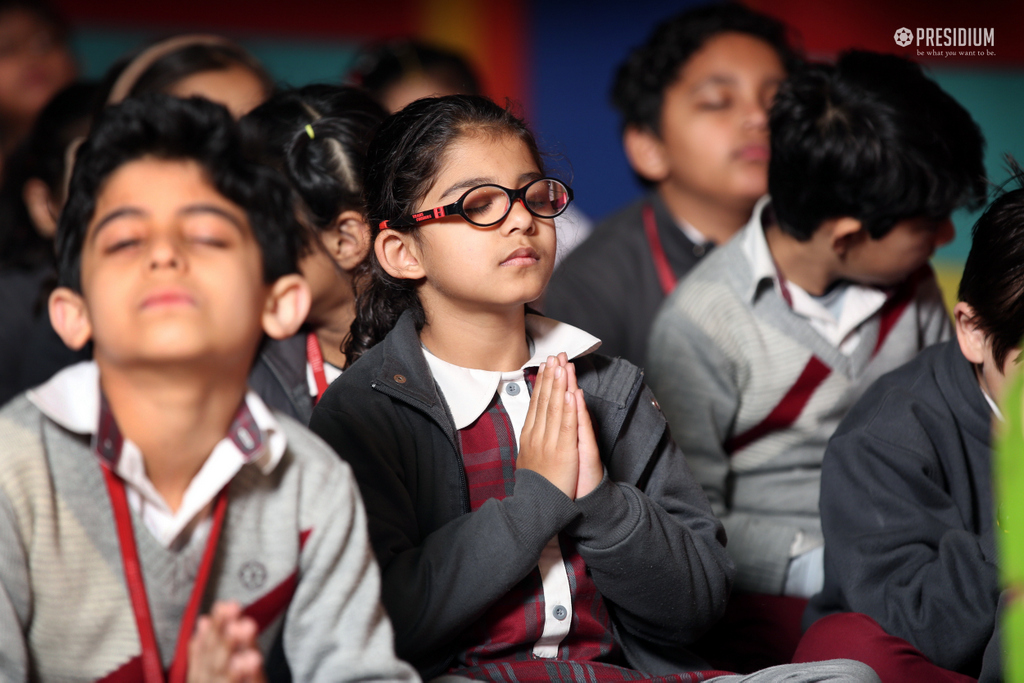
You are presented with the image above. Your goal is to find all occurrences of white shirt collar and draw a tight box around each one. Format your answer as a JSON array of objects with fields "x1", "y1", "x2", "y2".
[
  {"x1": 28, "y1": 361, "x2": 288, "y2": 547},
  {"x1": 28, "y1": 361, "x2": 286, "y2": 474},
  {"x1": 740, "y1": 196, "x2": 890, "y2": 353},
  {"x1": 422, "y1": 315, "x2": 601, "y2": 430},
  {"x1": 740, "y1": 195, "x2": 784, "y2": 302}
]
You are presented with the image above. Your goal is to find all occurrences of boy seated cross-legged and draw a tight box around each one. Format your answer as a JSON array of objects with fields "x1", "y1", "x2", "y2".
[
  {"x1": 793, "y1": 169, "x2": 1024, "y2": 682},
  {"x1": 646, "y1": 51, "x2": 987, "y2": 666},
  {"x1": 0, "y1": 94, "x2": 417, "y2": 682}
]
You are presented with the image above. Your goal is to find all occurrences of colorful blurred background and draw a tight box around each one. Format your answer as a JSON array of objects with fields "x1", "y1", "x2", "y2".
[{"x1": 56, "y1": 0, "x2": 1024, "y2": 308}]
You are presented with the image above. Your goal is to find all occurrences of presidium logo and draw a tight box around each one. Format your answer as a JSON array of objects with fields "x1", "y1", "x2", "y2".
[{"x1": 894, "y1": 26, "x2": 996, "y2": 56}]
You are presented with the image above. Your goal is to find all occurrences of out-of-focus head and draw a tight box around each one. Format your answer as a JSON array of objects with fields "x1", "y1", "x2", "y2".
[
  {"x1": 612, "y1": 3, "x2": 797, "y2": 205},
  {"x1": 352, "y1": 40, "x2": 480, "y2": 113},
  {"x1": 0, "y1": 80, "x2": 96, "y2": 270},
  {"x1": 769, "y1": 50, "x2": 986, "y2": 242},
  {"x1": 51, "y1": 95, "x2": 309, "y2": 365},
  {"x1": 243, "y1": 84, "x2": 386, "y2": 234},
  {"x1": 613, "y1": 2, "x2": 799, "y2": 135},
  {"x1": 101, "y1": 35, "x2": 274, "y2": 118},
  {"x1": 57, "y1": 94, "x2": 298, "y2": 293},
  {"x1": 0, "y1": 0, "x2": 76, "y2": 144},
  {"x1": 956, "y1": 164, "x2": 1024, "y2": 400}
]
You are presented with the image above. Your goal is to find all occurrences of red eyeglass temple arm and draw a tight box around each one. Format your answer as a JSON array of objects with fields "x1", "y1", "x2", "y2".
[{"x1": 379, "y1": 206, "x2": 449, "y2": 231}]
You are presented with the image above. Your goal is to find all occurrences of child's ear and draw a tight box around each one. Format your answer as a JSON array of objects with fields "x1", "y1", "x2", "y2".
[
  {"x1": 954, "y1": 301, "x2": 986, "y2": 365},
  {"x1": 322, "y1": 210, "x2": 372, "y2": 272},
  {"x1": 262, "y1": 274, "x2": 312, "y2": 340},
  {"x1": 376, "y1": 229, "x2": 426, "y2": 281},
  {"x1": 49, "y1": 287, "x2": 92, "y2": 350},
  {"x1": 828, "y1": 217, "x2": 866, "y2": 258},
  {"x1": 622, "y1": 126, "x2": 670, "y2": 184},
  {"x1": 23, "y1": 178, "x2": 58, "y2": 239}
]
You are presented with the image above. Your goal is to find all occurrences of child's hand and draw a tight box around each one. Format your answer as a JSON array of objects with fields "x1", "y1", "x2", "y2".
[
  {"x1": 567, "y1": 362, "x2": 602, "y2": 500},
  {"x1": 518, "y1": 354, "x2": 579, "y2": 498},
  {"x1": 187, "y1": 601, "x2": 266, "y2": 683}
]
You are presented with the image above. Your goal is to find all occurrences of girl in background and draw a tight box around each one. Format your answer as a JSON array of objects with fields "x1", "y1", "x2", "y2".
[
  {"x1": 242, "y1": 85, "x2": 385, "y2": 421},
  {"x1": 98, "y1": 34, "x2": 274, "y2": 117},
  {"x1": 0, "y1": 81, "x2": 96, "y2": 404},
  {"x1": 0, "y1": 0, "x2": 75, "y2": 157}
]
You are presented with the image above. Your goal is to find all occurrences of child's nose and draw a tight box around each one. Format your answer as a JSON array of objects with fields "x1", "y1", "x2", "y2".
[
  {"x1": 502, "y1": 197, "x2": 534, "y2": 233},
  {"x1": 148, "y1": 237, "x2": 184, "y2": 270},
  {"x1": 743, "y1": 97, "x2": 770, "y2": 130}
]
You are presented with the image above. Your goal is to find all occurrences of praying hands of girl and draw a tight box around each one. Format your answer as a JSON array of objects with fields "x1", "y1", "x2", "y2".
[{"x1": 517, "y1": 353, "x2": 603, "y2": 500}]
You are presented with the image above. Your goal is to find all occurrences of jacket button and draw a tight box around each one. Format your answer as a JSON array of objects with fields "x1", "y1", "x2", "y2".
[
  {"x1": 552, "y1": 605, "x2": 567, "y2": 620},
  {"x1": 394, "y1": 374, "x2": 407, "y2": 384}
]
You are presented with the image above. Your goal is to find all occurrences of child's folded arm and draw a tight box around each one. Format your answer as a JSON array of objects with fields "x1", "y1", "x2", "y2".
[{"x1": 309, "y1": 401, "x2": 579, "y2": 676}]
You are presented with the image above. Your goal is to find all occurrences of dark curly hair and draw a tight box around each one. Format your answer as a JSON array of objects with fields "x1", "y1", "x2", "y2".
[{"x1": 56, "y1": 94, "x2": 298, "y2": 292}]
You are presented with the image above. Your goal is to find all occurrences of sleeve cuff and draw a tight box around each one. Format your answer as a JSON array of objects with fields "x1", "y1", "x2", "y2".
[
  {"x1": 565, "y1": 475, "x2": 641, "y2": 549},
  {"x1": 505, "y1": 469, "x2": 581, "y2": 548}
]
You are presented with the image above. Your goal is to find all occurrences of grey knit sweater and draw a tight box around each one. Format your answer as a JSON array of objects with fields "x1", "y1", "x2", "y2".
[
  {"x1": 0, "y1": 394, "x2": 418, "y2": 683},
  {"x1": 647, "y1": 219, "x2": 951, "y2": 595}
]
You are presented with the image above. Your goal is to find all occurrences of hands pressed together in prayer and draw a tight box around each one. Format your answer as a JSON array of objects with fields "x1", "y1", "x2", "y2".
[{"x1": 517, "y1": 353, "x2": 603, "y2": 500}]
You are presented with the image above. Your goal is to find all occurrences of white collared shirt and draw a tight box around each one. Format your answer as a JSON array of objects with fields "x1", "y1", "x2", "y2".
[
  {"x1": 422, "y1": 315, "x2": 600, "y2": 658},
  {"x1": 742, "y1": 196, "x2": 889, "y2": 355},
  {"x1": 28, "y1": 361, "x2": 287, "y2": 549}
]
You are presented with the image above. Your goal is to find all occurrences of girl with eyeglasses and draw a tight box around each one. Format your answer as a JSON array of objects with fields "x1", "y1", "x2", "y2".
[{"x1": 308, "y1": 95, "x2": 874, "y2": 683}]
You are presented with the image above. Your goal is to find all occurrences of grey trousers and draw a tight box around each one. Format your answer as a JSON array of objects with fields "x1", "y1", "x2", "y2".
[
  {"x1": 432, "y1": 659, "x2": 880, "y2": 682},
  {"x1": 709, "y1": 659, "x2": 880, "y2": 683}
]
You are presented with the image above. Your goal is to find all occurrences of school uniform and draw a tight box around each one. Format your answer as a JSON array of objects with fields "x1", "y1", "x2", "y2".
[
  {"x1": 646, "y1": 198, "x2": 951, "y2": 669},
  {"x1": 796, "y1": 340, "x2": 1003, "y2": 682},
  {"x1": 310, "y1": 311, "x2": 880, "y2": 683},
  {"x1": 0, "y1": 361, "x2": 415, "y2": 683},
  {"x1": 310, "y1": 311, "x2": 733, "y2": 680},
  {"x1": 647, "y1": 197, "x2": 952, "y2": 596},
  {"x1": 249, "y1": 333, "x2": 344, "y2": 424}
]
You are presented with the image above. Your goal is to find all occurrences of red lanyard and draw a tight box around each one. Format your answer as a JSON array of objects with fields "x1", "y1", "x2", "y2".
[
  {"x1": 642, "y1": 203, "x2": 678, "y2": 296},
  {"x1": 306, "y1": 332, "x2": 329, "y2": 404},
  {"x1": 102, "y1": 467, "x2": 229, "y2": 683}
]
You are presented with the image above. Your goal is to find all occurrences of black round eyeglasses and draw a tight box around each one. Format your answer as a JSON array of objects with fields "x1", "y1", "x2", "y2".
[{"x1": 379, "y1": 177, "x2": 574, "y2": 230}]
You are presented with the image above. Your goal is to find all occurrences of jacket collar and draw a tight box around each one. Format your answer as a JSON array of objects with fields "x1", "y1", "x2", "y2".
[
  {"x1": 371, "y1": 310, "x2": 623, "y2": 439},
  {"x1": 375, "y1": 310, "x2": 445, "y2": 411}
]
